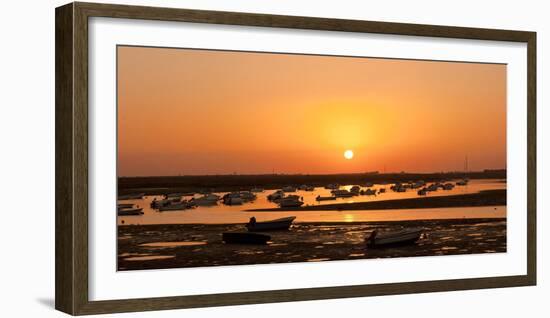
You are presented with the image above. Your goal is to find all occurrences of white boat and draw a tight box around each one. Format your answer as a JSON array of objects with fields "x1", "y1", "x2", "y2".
[
  {"x1": 246, "y1": 216, "x2": 296, "y2": 231},
  {"x1": 366, "y1": 228, "x2": 424, "y2": 247}
]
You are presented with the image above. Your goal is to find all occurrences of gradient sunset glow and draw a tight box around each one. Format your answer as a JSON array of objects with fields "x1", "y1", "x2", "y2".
[{"x1": 117, "y1": 46, "x2": 506, "y2": 177}]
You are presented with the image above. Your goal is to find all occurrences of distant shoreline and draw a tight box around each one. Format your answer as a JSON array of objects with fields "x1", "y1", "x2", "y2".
[
  {"x1": 246, "y1": 189, "x2": 506, "y2": 212},
  {"x1": 118, "y1": 171, "x2": 506, "y2": 195}
]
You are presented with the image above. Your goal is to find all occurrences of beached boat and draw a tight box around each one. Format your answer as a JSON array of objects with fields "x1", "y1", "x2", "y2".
[
  {"x1": 151, "y1": 197, "x2": 181, "y2": 208},
  {"x1": 278, "y1": 198, "x2": 304, "y2": 208},
  {"x1": 117, "y1": 203, "x2": 134, "y2": 209},
  {"x1": 267, "y1": 190, "x2": 285, "y2": 201},
  {"x1": 246, "y1": 216, "x2": 296, "y2": 231},
  {"x1": 117, "y1": 207, "x2": 143, "y2": 216},
  {"x1": 325, "y1": 184, "x2": 339, "y2": 190},
  {"x1": 158, "y1": 202, "x2": 191, "y2": 211},
  {"x1": 378, "y1": 188, "x2": 386, "y2": 194},
  {"x1": 118, "y1": 193, "x2": 145, "y2": 200},
  {"x1": 190, "y1": 195, "x2": 219, "y2": 206},
  {"x1": 239, "y1": 191, "x2": 257, "y2": 201},
  {"x1": 331, "y1": 189, "x2": 355, "y2": 197},
  {"x1": 350, "y1": 185, "x2": 361, "y2": 194},
  {"x1": 282, "y1": 186, "x2": 297, "y2": 192},
  {"x1": 222, "y1": 232, "x2": 271, "y2": 244},
  {"x1": 316, "y1": 195, "x2": 337, "y2": 201},
  {"x1": 456, "y1": 179, "x2": 469, "y2": 186},
  {"x1": 366, "y1": 228, "x2": 424, "y2": 248}
]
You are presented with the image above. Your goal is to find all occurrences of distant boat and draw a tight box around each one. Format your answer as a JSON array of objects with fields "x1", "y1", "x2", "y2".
[
  {"x1": 350, "y1": 185, "x2": 361, "y2": 194},
  {"x1": 151, "y1": 197, "x2": 180, "y2": 208},
  {"x1": 250, "y1": 188, "x2": 264, "y2": 193},
  {"x1": 267, "y1": 190, "x2": 285, "y2": 201},
  {"x1": 158, "y1": 202, "x2": 191, "y2": 211},
  {"x1": 117, "y1": 203, "x2": 134, "y2": 209},
  {"x1": 325, "y1": 184, "x2": 339, "y2": 190},
  {"x1": 316, "y1": 195, "x2": 336, "y2": 201},
  {"x1": 165, "y1": 192, "x2": 191, "y2": 198},
  {"x1": 278, "y1": 198, "x2": 304, "y2": 208},
  {"x1": 117, "y1": 207, "x2": 143, "y2": 216},
  {"x1": 246, "y1": 216, "x2": 296, "y2": 232},
  {"x1": 222, "y1": 232, "x2": 271, "y2": 244},
  {"x1": 118, "y1": 193, "x2": 145, "y2": 200},
  {"x1": 299, "y1": 185, "x2": 315, "y2": 191},
  {"x1": 239, "y1": 191, "x2": 257, "y2": 202},
  {"x1": 456, "y1": 179, "x2": 469, "y2": 186},
  {"x1": 366, "y1": 228, "x2": 424, "y2": 248},
  {"x1": 190, "y1": 195, "x2": 219, "y2": 206},
  {"x1": 282, "y1": 186, "x2": 297, "y2": 192},
  {"x1": 331, "y1": 189, "x2": 354, "y2": 198}
]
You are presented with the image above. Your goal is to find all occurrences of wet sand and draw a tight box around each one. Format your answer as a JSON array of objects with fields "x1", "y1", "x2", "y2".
[
  {"x1": 118, "y1": 218, "x2": 506, "y2": 271},
  {"x1": 248, "y1": 190, "x2": 506, "y2": 212}
]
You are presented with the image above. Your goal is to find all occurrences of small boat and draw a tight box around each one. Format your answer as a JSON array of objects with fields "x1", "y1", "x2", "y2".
[
  {"x1": 267, "y1": 190, "x2": 285, "y2": 201},
  {"x1": 324, "y1": 184, "x2": 339, "y2": 190},
  {"x1": 282, "y1": 186, "x2": 297, "y2": 192},
  {"x1": 158, "y1": 202, "x2": 190, "y2": 211},
  {"x1": 316, "y1": 195, "x2": 336, "y2": 201},
  {"x1": 222, "y1": 193, "x2": 244, "y2": 205},
  {"x1": 246, "y1": 216, "x2": 296, "y2": 231},
  {"x1": 222, "y1": 232, "x2": 271, "y2": 244},
  {"x1": 363, "y1": 188, "x2": 376, "y2": 196},
  {"x1": 165, "y1": 192, "x2": 188, "y2": 198},
  {"x1": 250, "y1": 188, "x2": 264, "y2": 193},
  {"x1": 190, "y1": 196, "x2": 218, "y2": 206},
  {"x1": 239, "y1": 191, "x2": 257, "y2": 202},
  {"x1": 378, "y1": 188, "x2": 386, "y2": 194},
  {"x1": 117, "y1": 193, "x2": 145, "y2": 200},
  {"x1": 117, "y1": 207, "x2": 143, "y2": 216},
  {"x1": 366, "y1": 228, "x2": 423, "y2": 248},
  {"x1": 350, "y1": 185, "x2": 361, "y2": 194},
  {"x1": 456, "y1": 179, "x2": 469, "y2": 186},
  {"x1": 278, "y1": 198, "x2": 304, "y2": 208},
  {"x1": 417, "y1": 188, "x2": 427, "y2": 196},
  {"x1": 331, "y1": 189, "x2": 354, "y2": 197},
  {"x1": 443, "y1": 183, "x2": 455, "y2": 190},
  {"x1": 117, "y1": 203, "x2": 134, "y2": 209}
]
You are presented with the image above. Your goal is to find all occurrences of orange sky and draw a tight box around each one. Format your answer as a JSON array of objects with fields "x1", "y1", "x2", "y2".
[{"x1": 117, "y1": 46, "x2": 506, "y2": 177}]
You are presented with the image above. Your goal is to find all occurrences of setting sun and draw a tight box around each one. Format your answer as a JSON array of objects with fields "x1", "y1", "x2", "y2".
[{"x1": 344, "y1": 150, "x2": 354, "y2": 160}]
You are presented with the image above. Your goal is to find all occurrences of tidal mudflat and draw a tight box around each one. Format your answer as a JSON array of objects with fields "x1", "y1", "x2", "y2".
[{"x1": 118, "y1": 218, "x2": 506, "y2": 271}]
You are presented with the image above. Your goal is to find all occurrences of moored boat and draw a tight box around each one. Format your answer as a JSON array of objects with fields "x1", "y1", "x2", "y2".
[
  {"x1": 366, "y1": 228, "x2": 424, "y2": 248},
  {"x1": 158, "y1": 202, "x2": 192, "y2": 211},
  {"x1": 117, "y1": 203, "x2": 134, "y2": 209},
  {"x1": 316, "y1": 195, "x2": 337, "y2": 201},
  {"x1": 222, "y1": 232, "x2": 271, "y2": 244},
  {"x1": 246, "y1": 216, "x2": 296, "y2": 231},
  {"x1": 117, "y1": 207, "x2": 144, "y2": 216},
  {"x1": 278, "y1": 198, "x2": 304, "y2": 208},
  {"x1": 118, "y1": 193, "x2": 145, "y2": 200}
]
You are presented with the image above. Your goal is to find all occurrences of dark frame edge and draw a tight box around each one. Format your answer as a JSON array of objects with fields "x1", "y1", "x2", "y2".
[
  {"x1": 55, "y1": 2, "x2": 76, "y2": 315},
  {"x1": 55, "y1": 1, "x2": 537, "y2": 315}
]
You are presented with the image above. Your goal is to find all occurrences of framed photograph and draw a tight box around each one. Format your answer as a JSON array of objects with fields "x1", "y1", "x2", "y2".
[{"x1": 55, "y1": 2, "x2": 536, "y2": 315}]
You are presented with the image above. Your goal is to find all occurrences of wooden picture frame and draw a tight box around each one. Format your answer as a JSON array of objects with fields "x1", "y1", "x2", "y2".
[{"x1": 55, "y1": 2, "x2": 536, "y2": 315}]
